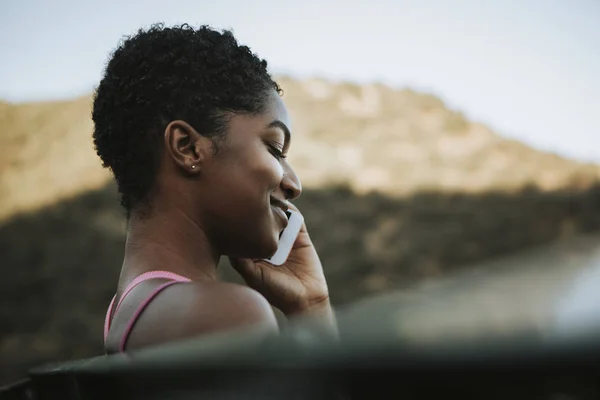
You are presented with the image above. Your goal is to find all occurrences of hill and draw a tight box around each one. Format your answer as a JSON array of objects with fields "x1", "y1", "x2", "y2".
[
  {"x1": 1, "y1": 76, "x2": 599, "y2": 222},
  {"x1": 2, "y1": 77, "x2": 600, "y2": 384}
]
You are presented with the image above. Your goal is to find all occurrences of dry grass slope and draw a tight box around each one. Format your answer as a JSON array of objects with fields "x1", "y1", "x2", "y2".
[
  {"x1": 277, "y1": 77, "x2": 600, "y2": 194},
  {"x1": 0, "y1": 95, "x2": 111, "y2": 221},
  {"x1": 1, "y1": 76, "x2": 599, "y2": 222}
]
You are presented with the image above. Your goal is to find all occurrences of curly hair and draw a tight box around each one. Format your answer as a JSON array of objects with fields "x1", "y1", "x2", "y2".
[{"x1": 92, "y1": 23, "x2": 281, "y2": 217}]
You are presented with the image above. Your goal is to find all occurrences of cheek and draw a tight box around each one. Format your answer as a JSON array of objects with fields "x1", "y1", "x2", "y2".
[
  {"x1": 217, "y1": 144, "x2": 284, "y2": 199},
  {"x1": 246, "y1": 152, "x2": 284, "y2": 189},
  {"x1": 272, "y1": 159, "x2": 285, "y2": 182}
]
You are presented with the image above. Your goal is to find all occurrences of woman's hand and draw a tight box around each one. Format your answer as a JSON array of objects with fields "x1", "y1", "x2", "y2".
[{"x1": 228, "y1": 204, "x2": 330, "y2": 316}]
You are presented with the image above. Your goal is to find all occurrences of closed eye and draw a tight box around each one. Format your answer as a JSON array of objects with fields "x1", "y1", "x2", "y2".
[{"x1": 266, "y1": 141, "x2": 287, "y2": 160}]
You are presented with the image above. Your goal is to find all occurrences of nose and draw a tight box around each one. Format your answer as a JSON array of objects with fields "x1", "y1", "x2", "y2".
[{"x1": 281, "y1": 164, "x2": 302, "y2": 201}]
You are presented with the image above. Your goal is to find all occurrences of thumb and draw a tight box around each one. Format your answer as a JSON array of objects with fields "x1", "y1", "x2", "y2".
[{"x1": 228, "y1": 256, "x2": 254, "y2": 274}]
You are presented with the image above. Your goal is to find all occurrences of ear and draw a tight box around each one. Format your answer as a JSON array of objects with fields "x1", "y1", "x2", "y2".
[{"x1": 164, "y1": 120, "x2": 212, "y2": 174}]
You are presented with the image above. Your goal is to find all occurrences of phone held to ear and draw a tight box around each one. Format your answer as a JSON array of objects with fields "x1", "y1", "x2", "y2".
[{"x1": 263, "y1": 209, "x2": 304, "y2": 266}]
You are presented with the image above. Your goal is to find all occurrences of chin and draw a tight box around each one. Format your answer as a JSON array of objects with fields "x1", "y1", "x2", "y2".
[
  {"x1": 242, "y1": 232, "x2": 279, "y2": 260},
  {"x1": 233, "y1": 221, "x2": 280, "y2": 259},
  {"x1": 260, "y1": 235, "x2": 279, "y2": 259}
]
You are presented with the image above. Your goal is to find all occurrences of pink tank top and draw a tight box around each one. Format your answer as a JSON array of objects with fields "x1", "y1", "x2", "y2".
[{"x1": 103, "y1": 270, "x2": 191, "y2": 352}]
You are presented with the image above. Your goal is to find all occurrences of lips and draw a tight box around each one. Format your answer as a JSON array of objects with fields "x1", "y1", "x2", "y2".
[
  {"x1": 270, "y1": 197, "x2": 290, "y2": 230},
  {"x1": 272, "y1": 205, "x2": 289, "y2": 230}
]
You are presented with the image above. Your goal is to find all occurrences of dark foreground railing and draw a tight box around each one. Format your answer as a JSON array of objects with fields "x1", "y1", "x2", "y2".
[{"x1": 3, "y1": 294, "x2": 600, "y2": 400}]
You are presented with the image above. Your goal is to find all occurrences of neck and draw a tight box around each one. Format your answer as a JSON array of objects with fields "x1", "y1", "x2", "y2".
[{"x1": 120, "y1": 202, "x2": 220, "y2": 284}]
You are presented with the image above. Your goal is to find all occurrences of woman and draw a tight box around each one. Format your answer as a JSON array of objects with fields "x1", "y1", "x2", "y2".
[{"x1": 93, "y1": 23, "x2": 336, "y2": 353}]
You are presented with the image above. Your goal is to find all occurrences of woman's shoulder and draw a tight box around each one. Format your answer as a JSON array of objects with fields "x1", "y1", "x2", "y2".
[
  {"x1": 120, "y1": 280, "x2": 278, "y2": 352},
  {"x1": 179, "y1": 280, "x2": 278, "y2": 327}
]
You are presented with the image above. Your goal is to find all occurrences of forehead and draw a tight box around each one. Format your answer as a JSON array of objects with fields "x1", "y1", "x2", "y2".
[{"x1": 263, "y1": 90, "x2": 291, "y2": 130}]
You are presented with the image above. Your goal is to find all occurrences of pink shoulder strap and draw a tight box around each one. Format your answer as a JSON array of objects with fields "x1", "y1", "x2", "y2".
[{"x1": 103, "y1": 270, "x2": 191, "y2": 350}]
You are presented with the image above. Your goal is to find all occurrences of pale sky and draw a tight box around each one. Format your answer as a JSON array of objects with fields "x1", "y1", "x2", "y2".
[{"x1": 1, "y1": 0, "x2": 599, "y2": 162}]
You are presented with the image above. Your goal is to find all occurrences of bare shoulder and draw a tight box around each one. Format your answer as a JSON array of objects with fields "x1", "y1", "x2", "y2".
[
  {"x1": 180, "y1": 280, "x2": 278, "y2": 330},
  {"x1": 121, "y1": 280, "x2": 278, "y2": 352}
]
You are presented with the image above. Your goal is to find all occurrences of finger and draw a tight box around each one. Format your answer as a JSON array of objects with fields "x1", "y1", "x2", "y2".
[
  {"x1": 229, "y1": 257, "x2": 274, "y2": 292},
  {"x1": 228, "y1": 257, "x2": 257, "y2": 276},
  {"x1": 229, "y1": 257, "x2": 263, "y2": 288}
]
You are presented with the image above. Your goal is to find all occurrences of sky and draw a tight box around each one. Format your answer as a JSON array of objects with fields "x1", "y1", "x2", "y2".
[{"x1": 1, "y1": 0, "x2": 599, "y2": 162}]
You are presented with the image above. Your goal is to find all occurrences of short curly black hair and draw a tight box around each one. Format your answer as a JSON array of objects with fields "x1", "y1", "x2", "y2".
[{"x1": 92, "y1": 23, "x2": 281, "y2": 217}]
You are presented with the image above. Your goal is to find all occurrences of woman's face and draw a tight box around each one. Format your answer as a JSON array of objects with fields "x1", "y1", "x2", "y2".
[{"x1": 195, "y1": 90, "x2": 302, "y2": 259}]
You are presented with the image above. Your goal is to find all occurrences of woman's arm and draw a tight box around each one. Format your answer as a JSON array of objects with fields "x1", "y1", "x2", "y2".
[{"x1": 284, "y1": 297, "x2": 339, "y2": 340}]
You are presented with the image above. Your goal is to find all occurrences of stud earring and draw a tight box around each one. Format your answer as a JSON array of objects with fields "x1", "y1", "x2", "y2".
[{"x1": 191, "y1": 165, "x2": 196, "y2": 169}]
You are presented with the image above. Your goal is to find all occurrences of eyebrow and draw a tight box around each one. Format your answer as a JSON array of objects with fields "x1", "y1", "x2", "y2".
[{"x1": 266, "y1": 120, "x2": 291, "y2": 149}]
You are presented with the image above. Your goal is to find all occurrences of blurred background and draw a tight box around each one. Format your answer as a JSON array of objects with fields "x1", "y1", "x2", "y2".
[{"x1": 1, "y1": 0, "x2": 600, "y2": 385}]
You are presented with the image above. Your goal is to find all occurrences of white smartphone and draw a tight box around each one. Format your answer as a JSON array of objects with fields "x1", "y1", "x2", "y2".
[{"x1": 263, "y1": 209, "x2": 304, "y2": 266}]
